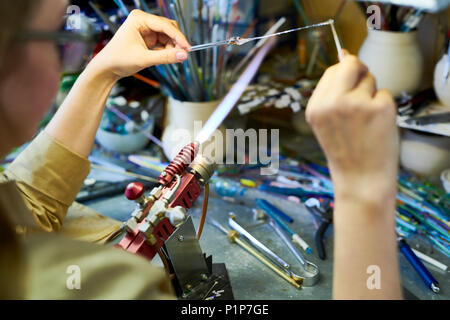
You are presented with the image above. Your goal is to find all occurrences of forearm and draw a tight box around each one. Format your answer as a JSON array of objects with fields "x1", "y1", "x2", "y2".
[
  {"x1": 44, "y1": 10, "x2": 191, "y2": 158},
  {"x1": 45, "y1": 61, "x2": 119, "y2": 158},
  {"x1": 332, "y1": 184, "x2": 402, "y2": 300}
]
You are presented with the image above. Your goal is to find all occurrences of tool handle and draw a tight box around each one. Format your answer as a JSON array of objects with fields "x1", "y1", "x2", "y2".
[
  {"x1": 270, "y1": 220, "x2": 306, "y2": 266},
  {"x1": 292, "y1": 233, "x2": 312, "y2": 254},
  {"x1": 258, "y1": 199, "x2": 293, "y2": 223},
  {"x1": 228, "y1": 217, "x2": 290, "y2": 269},
  {"x1": 256, "y1": 198, "x2": 293, "y2": 237},
  {"x1": 315, "y1": 221, "x2": 330, "y2": 260},
  {"x1": 258, "y1": 184, "x2": 334, "y2": 198},
  {"x1": 234, "y1": 236, "x2": 301, "y2": 289},
  {"x1": 189, "y1": 40, "x2": 229, "y2": 52},
  {"x1": 398, "y1": 239, "x2": 440, "y2": 293}
]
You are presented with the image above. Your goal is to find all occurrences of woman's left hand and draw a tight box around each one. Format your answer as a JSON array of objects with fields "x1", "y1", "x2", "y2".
[{"x1": 89, "y1": 9, "x2": 190, "y2": 80}]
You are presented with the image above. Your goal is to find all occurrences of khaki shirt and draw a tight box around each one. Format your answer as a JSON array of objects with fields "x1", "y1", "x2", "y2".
[{"x1": 0, "y1": 132, "x2": 174, "y2": 299}]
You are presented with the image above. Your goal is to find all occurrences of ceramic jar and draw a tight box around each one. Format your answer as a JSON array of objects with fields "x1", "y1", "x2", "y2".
[
  {"x1": 359, "y1": 29, "x2": 424, "y2": 97},
  {"x1": 433, "y1": 54, "x2": 450, "y2": 107},
  {"x1": 162, "y1": 97, "x2": 226, "y2": 161}
]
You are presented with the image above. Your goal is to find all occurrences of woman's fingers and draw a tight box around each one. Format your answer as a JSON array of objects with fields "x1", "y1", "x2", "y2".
[
  {"x1": 373, "y1": 89, "x2": 396, "y2": 114},
  {"x1": 135, "y1": 11, "x2": 190, "y2": 49},
  {"x1": 335, "y1": 55, "x2": 369, "y2": 94},
  {"x1": 157, "y1": 33, "x2": 173, "y2": 46},
  {"x1": 143, "y1": 47, "x2": 188, "y2": 65},
  {"x1": 353, "y1": 73, "x2": 377, "y2": 98},
  {"x1": 127, "y1": 10, "x2": 189, "y2": 65}
]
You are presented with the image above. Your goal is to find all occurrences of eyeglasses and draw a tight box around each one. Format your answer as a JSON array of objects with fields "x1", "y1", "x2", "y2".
[
  {"x1": 15, "y1": 15, "x2": 97, "y2": 73},
  {"x1": 16, "y1": 30, "x2": 94, "y2": 43}
]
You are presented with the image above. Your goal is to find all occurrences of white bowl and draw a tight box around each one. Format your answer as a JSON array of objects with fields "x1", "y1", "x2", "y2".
[
  {"x1": 400, "y1": 130, "x2": 450, "y2": 183},
  {"x1": 96, "y1": 121, "x2": 154, "y2": 154},
  {"x1": 441, "y1": 169, "x2": 450, "y2": 193}
]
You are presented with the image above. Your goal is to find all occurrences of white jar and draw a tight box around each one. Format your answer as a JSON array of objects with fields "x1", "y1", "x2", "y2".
[
  {"x1": 359, "y1": 29, "x2": 424, "y2": 97},
  {"x1": 400, "y1": 129, "x2": 450, "y2": 183},
  {"x1": 433, "y1": 54, "x2": 450, "y2": 107},
  {"x1": 161, "y1": 97, "x2": 227, "y2": 161}
]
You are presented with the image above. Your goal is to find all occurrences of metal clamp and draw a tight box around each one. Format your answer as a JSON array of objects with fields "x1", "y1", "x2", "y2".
[
  {"x1": 210, "y1": 218, "x2": 302, "y2": 289},
  {"x1": 268, "y1": 220, "x2": 319, "y2": 286},
  {"x1": 228, "y1": 215, "x2": 315, "y2": 287},
  {"x1": 228, "y1": 215, "x2": 290, "y2": 269}
]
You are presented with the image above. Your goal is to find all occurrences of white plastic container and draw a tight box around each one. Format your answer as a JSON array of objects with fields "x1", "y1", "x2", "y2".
[
  {"x1": 400, "y1": 129, "x2": 450, "y2": 182},
  {"x1": 96, "y1": 121, "x2": 154, "y2": 154},
  {"x1": 359, "y1": 29, "x2": 424, "y2": 97},
  {"x1": 441, "y1": 169, "x2": 450, "y2": 193},
  {"x1": 433, "y1": 54, "x2": 450, "y2": 107},
  {"x1": 161, "y1": 97, "x2": 227, "y2": 161}
]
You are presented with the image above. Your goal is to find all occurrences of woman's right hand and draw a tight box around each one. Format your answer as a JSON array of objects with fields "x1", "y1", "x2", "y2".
[
  {"x1": 89, "y1": 9, "x2": 190, "y2": 80},
  {"x1": 305, "y1": 52, "x2": 399, "y2": 200}
]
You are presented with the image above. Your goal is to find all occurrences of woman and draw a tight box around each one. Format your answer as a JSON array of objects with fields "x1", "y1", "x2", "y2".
[{"x1": 0, "y1": 0, "x2": 401, "y2": 299}]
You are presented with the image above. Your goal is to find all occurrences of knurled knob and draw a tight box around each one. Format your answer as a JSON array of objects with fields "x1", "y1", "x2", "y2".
[{"x1": 125, "y1": 182, "x2": 145, "y2": 201}]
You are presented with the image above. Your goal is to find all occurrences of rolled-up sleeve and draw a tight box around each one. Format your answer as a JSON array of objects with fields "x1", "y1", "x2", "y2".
[{"x1": 3, "y1": 131, "x2": 90, "y2": 232}]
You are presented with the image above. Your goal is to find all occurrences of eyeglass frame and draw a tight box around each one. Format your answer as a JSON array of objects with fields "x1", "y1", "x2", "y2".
[{"x1": 15, "y1": 29, "x2": 95, "y2": 44}]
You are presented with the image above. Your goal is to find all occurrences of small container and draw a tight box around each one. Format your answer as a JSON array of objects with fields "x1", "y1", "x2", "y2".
[
  {"x1": 400, "y1": 129, "x2": 450, "y2": 183},
  {"x1": 161, "y1": 97, "x2": 227, "y2": 161},
  {"x1": 433, "y1": 54, "x2": 450, "y2": 107},
  {"x1": 359, "y1": 29, "x2": 424, "y2": 97},
  {"x1": 96, "y1": 120, "x2": 154, "y2": 154},
  {"x1": 441, "y1": 169, "x2": 450, "y2": 193}
]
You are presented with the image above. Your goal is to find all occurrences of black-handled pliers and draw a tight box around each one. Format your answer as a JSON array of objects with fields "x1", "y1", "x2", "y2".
[{"x1": 304, "y1": 198, "x2": 333, "y2": 260}]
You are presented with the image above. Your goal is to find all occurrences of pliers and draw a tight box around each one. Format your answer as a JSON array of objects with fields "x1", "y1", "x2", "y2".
[{"x1": 304, "y1": 198, "x2": 333, "y2": 260}]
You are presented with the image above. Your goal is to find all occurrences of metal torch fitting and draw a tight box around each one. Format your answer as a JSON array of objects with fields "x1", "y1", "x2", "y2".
[{"x1": 188, "y1": 155, "x2": 216, "y2": 185}]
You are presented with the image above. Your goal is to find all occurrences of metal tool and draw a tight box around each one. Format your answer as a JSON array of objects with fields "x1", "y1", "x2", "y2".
[
  {"x1": 188, "y1": 20, "x2": 333, "y2": 52},
  {"x1": 268, "y1": 220, "x2": 320, "y2": 287},
  {"x1": 304, "y1": 198, "x2": 333, "y2": 260},
  {"x1": 90, "y1": 164, "x2": 158, "y2": 183},
  {"x1": 398, "y1": 238, "x2": 440, "y2": 293},
  {"x1": 228, "y1": 215, "x2": 290, "y2": 269},
  {"x1": 329, "y1": 19, "x2": 344, "y2": 61},
  {"x1": 189, "y1": 39, "x2": 236, "y2": 52},
  {"x1": 209, "y1": 218, "x2": 303, "y2": 289},
  {"x1": 256, "y1": 199, "x2": 312, "y2": 254},
  {"x1": 195, "y1": 38, "x2": 276, "y2": 144},
  {"x1": 405, "y1": 112, "x2": 450, "y2": 125}
]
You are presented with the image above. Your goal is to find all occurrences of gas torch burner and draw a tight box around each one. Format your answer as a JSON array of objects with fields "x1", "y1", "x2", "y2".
[{"x1": 115, "y1": 142, "x2": 233, "y2": 299}]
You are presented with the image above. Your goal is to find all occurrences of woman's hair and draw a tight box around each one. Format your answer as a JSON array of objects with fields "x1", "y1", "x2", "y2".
[
  {"x1": 0, "y1": 0, "x2": 40, "y2": 73},
  {"x1": 0, "y1": 1, "x2": 41, "y2": 299}
]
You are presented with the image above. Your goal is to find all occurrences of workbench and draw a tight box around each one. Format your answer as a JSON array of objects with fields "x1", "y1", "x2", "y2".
[{"x1": 86, "y1": 190, "x2": 449, "y2": 300}]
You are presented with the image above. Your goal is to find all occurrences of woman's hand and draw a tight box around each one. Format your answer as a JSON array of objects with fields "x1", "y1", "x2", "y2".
[
  {"x1": 306, "y1": 52, "x2": 399, "y2": 200},
  {"x1": 46, "y1": 11, "x2": 190, "y2": 157},
  {"x1": 307, "y1": 52, "x2": 402, "y2": 300},
  {"x1": 89, "y1": 10, "x2": 190, "y2": 80}
]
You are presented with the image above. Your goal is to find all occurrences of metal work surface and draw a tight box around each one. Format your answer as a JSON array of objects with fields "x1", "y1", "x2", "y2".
[{"x1": 87, "y1": 192, "x2": 449, "y2": 300}]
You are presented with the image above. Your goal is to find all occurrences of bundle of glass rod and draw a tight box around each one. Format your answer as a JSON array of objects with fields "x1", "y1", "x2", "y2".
[
  {"x1": 274, "y1": 160, "x2": 450, "y2": 258},
  {"x1": 152, "y1": 0, "x2": 255, "y2": 102},
  {"x1": 96, "y1": 0, "x2": 256, "y2": 102},
  {"x1": 395, "y1": 173, "x2": 450, "y2": 258}
]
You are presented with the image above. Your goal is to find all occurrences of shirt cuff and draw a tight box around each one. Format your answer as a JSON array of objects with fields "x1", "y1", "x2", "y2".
[{"x1": 5, "y1": 131, "x2": 90, "y2": 207}]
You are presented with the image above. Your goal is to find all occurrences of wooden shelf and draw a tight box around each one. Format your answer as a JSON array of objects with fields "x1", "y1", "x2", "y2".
[
  {"x1": 397, "y1": 116, "x2": 450, "y2": 137},
  {"x1": 397, "y1": 102, "x2": 450, "y2": 137}
]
